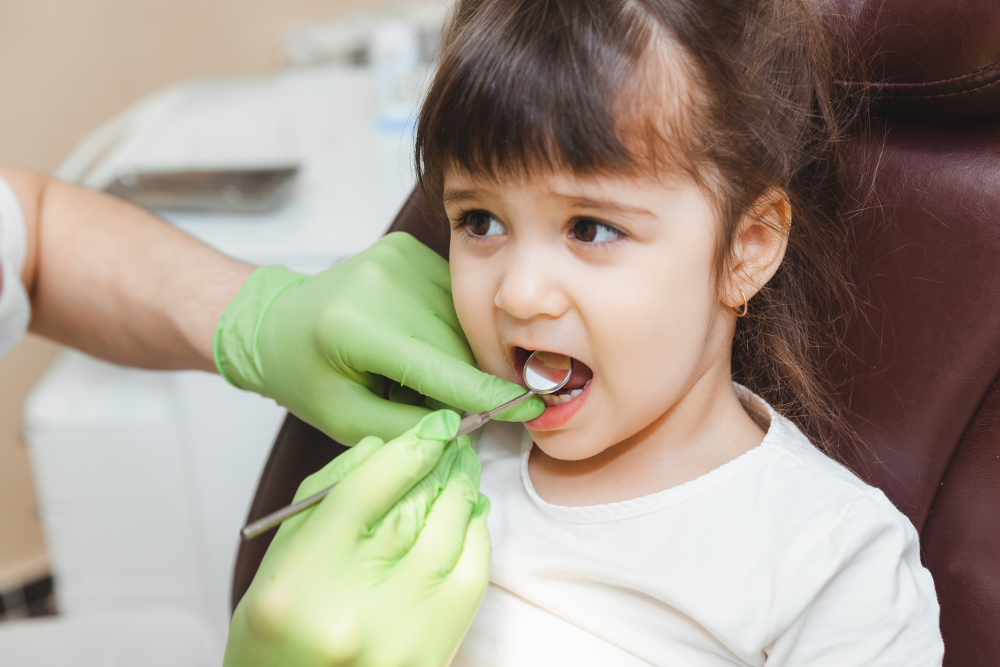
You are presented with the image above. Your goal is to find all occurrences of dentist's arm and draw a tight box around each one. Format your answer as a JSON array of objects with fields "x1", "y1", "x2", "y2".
[
  {"x1": 3, "y1": 167, "x2": 543, "y2": 443},
  {"x1": 5, "y1": 167, "x2": 253, "y2": 371}
]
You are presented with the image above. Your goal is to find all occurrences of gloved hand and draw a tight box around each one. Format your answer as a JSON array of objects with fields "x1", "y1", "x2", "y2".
[
  {"x1": 224, "y1": 410, "x2": 490, "y2": 667},
  {"x1": 213, "y1": 231, "x2": 543, "y2": 444}
]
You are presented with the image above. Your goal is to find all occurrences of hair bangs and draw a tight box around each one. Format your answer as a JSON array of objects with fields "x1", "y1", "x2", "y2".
[{"x1": 416, "y1": 0, "x2": 678, "y2": 190}]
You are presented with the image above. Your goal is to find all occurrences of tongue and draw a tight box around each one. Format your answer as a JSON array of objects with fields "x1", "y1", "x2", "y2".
[{"x1": 562, "y1": 359, "x2": 593, "y2": 391}]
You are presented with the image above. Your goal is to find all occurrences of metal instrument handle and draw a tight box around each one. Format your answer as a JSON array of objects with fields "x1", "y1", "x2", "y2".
[{"x1": 240, "y1": 390, "x2": 537, "y2": 541}]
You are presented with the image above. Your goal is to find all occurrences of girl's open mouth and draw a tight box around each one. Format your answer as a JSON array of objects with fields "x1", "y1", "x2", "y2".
[{"x1": 513, "y1": 347, "x2": 594, "y2": 430}]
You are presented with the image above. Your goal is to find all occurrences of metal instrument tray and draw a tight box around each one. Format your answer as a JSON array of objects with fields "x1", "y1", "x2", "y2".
[{"x1": 104, "y1": 165, "x2": 299, "y2": 213}]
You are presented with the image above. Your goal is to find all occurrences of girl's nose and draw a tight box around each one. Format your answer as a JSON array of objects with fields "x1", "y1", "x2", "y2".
[{"x1": 494, "y1": 249, "x2": 570, "y2": 320}]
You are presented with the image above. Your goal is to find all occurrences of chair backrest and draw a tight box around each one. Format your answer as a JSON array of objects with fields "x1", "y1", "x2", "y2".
[
  {"x1": 232, "y1": 2, "x2": 1000, "y2": 662},
  {"x1": 822, "y1": 1, "x2": 1000, "y2": 662}
]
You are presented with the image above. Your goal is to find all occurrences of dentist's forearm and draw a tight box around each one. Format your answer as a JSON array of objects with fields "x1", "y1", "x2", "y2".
[{"x1": 4, "y1": 167, "x2": 254, "y2": 371}]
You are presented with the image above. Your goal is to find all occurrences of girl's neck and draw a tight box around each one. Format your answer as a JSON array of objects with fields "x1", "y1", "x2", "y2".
[{"x1": 527, "y1": 365, "x2": 766, "y2": 506}]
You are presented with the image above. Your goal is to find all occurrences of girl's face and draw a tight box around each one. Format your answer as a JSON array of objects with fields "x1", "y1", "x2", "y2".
[{"x1": 447, "y1": 168, "x2": 739, "y2": 461}]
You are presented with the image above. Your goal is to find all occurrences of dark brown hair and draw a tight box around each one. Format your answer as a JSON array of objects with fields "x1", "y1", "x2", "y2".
[{"x1": 416, "y1": 0, "x2": 855, "y2": 454}]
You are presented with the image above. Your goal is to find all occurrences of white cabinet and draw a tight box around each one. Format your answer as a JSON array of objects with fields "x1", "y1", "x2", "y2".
[{"x1": 18, "y1": 64, "x2": 418, "y2": 655}]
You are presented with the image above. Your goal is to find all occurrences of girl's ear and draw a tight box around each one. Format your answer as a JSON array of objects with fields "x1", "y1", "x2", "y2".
[{"x1": 724, "y1": 187, "x2": 791, "y2": 311}]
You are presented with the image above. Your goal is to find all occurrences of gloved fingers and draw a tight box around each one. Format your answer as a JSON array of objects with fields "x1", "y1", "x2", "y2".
[
  {"x1": 355, "y1": 334, "x2": 544, "y2": 423},
  {"x1": 389, "y1": 383, "x2": 425, "y2": 407},
  {"x1": 361, "y1": 266, "x2": 462, "y2": 338},
  {"x1": 389, "y1": 386, "x2": 462, "y2": 423},
  {"x1": 366, "y1": 436, "x2": 466, "y2": 561},
  {"x1": 424, "y1": 395, "x2": 461, "y2": 414},
  {"x1": 305, "y1": 380, "x2": 432, "y2": 445},
  {"x1": 358, "y1": 233, "x2": 461, "y2": 332},
  {"x1": 263, "y1": 435, "x2": 386, "y2": 557},
  {"x1": 396, "y1": 277, "x2": 465, "y2": 338},
  {"x1": 293, "y1": 435, "x2": 384, "y2": 502},
  {"x1": 445, "y1": 493, "x2": 492, "y2": 600},
  {"x1": 323, "y1": 410, "x2": 461, "y2": 531},
  {"x1": 381, "y1": 232, "x2": 454, "y2": 294},
  {"x1": 382, "y1": 305, "x2": 477, "y2": 367},
  {"x1": 405, "y1": 445, "x2": 482, "y2": 575}
]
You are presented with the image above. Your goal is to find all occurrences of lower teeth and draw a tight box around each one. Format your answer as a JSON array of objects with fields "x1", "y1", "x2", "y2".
[{"x1": 541, "y1": 386, "x2": 586, "y2": 407}]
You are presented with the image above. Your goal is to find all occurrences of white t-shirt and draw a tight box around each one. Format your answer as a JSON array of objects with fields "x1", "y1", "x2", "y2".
[
  {"x1": 455, "y1": 386, "x2": 943, "y2": 667},
  {"x1": 0, "y1": 175, "x2": 30, "y2": 360}
]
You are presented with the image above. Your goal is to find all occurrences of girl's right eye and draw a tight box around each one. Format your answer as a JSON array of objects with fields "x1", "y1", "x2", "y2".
[{"x1": 463, "y1": 210, "x2": 506, "y2": 237}]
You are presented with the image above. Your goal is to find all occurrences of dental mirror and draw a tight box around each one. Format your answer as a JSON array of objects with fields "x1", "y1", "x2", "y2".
[
  {"x1": 240, "y1": 350, "x2": 573, "y2": 540},
  {"x1": 523, "y1": 350, "x2": 574, "y2": 394},
  {"x1": 450, "y1": 349, "x2": 574, "y2": 437}
]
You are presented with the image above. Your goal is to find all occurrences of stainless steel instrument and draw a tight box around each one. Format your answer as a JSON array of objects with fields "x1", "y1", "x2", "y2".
[{"x1": 240, "y1": 350, "x2": 574, "y2": 540}]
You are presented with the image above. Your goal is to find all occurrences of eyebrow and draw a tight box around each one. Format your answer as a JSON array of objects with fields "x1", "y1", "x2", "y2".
[
  {"x1": 443, "y1": 188, "x2": 657, "y2": 219},
  {"x1": 442, "y1": 188, "x2": 488, "y2": 206},
  {"x1": 550, "y1": 193, "x2": 657, "y2": 218}
]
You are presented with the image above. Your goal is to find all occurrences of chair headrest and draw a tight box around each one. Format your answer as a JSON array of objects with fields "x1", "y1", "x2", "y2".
[{"x1": 826, "y1": 0, "x2": 1000, "y2": 120}]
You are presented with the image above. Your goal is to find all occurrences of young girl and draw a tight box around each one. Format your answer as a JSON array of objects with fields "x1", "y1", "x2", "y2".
[{"x1": 415, "y1": 0, "x2": 942, "y2": 665}]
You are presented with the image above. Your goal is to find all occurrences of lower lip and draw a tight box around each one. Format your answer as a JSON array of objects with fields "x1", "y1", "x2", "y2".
[{"x1": 526, "y1": 381, "x2": 591, "y2": 431}]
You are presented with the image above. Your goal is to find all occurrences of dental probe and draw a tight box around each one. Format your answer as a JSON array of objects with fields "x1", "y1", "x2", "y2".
[{"x1": 240, "y1": 351, "x2": 574, "y2": 541}]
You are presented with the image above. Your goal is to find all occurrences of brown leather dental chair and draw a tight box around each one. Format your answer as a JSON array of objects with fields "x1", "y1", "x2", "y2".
[{"x1": 232, "y1": 1, "x2": 1000, "y2": 663}]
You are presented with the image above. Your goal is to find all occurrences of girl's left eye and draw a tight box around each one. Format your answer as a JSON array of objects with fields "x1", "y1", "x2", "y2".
[{"x1": 571, "y1": 218, "x2": 623, "y2": 243}]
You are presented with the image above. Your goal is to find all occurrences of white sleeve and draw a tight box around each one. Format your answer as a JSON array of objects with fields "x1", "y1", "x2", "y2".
[
  {"x1": 0, "y1": 175, "x2": 31, "y2": 359},
  {"x1": 765, "y1": 494, "x2": 944, "y2": 666}
]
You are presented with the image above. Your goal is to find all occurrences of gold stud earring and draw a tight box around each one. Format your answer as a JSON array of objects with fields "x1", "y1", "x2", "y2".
[{"x1": 734, "y1": 288, "x2": 748, "y2": 317}]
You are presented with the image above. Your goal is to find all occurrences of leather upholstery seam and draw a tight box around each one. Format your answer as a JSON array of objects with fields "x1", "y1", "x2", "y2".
[
  {"x1": 922, "y1": 372, "x2": 1000, "y2": 535},
  {"x1": 880, "y1": 79, "x2": 1000, "y2": 101},
  {"x1": 836, "y1": 60, "x2": 1000, "y2": 99}
]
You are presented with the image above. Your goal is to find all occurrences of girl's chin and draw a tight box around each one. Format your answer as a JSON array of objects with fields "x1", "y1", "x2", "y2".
[{"x1": 526, "y1": 381, "x2": 591, "y2": 431}]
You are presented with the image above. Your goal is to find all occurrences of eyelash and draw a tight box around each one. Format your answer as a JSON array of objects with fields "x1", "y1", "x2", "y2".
[
  {"x1": 453, "y1": 209, "x2": 625, "y2": 246},
  {"x1": 453, "y1": 209, "x2": 504, "y2": 241},
  {"x1": 569, "y1": 217, "x2": 625, "y2": 244}
]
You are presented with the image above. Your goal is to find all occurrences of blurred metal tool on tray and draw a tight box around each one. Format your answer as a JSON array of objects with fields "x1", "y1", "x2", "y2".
[{"x1": 104, "y1": 165, "x2": 300, "y2": 213}]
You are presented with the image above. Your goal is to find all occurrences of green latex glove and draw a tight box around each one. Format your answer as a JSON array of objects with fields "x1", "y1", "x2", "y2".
[
  {"x1": 214, "y1": 231, "x2": 543, "y2": 445},
  {"x1": 224, "y1": 410, "x2": 490, "y2": 667}
]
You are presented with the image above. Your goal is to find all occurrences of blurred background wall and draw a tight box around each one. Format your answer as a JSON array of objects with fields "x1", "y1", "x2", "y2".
[{"x1": 0, "y1": 0, "x2": 390, "y2": 595}]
